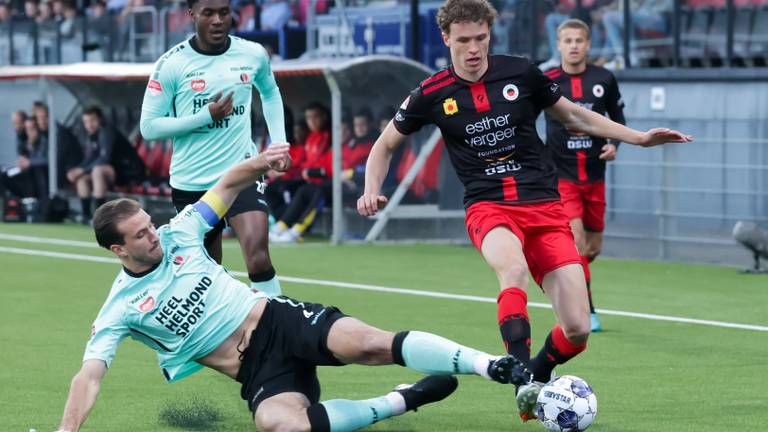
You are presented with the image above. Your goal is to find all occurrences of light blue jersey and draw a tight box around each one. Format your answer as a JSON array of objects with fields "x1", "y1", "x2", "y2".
[
  {"x1": 83, "y1": 205, "x2": 262, "y2": 382},
  {"x1": 139, "y1": 36, "x2": 286, "y2": 191}
]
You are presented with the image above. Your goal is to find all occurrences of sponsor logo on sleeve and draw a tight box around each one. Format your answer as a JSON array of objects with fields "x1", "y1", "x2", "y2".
[
  {"x1": 443, "y1": 98, "x2": 459, "y2": 116},
  {"x1": 502, "y1": 84, "x2": 519, "y2": 101},
  {"x1": 191, "y1": 79, "x2": 206, "y2": 92},
  {"x1": 593, "y1": 84, "x2": 604, "y2": 98},
  {"x1": 148, "y1": 80, "x2": 163, "y2": 96}
]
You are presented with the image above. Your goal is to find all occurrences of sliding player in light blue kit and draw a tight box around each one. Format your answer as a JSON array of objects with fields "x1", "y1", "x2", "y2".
[
  {"x1": 140, "y1": 0, "x2": 285, "y2": 297},
  {"x1": 55, "y1": 143, "x2": 531, "y2": 432}
]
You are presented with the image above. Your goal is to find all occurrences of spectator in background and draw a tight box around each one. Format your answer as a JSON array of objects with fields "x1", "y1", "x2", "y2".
[
  {"x1": 270, "y1": 107, "x2": 375, "y2": 243},
  {"x1": 67, "y1": 107, "x2": 115, "y2": 223},
  {"x1": 50, "y1": 0, "x2": 63, "y2": 21},
  {"x1": 1, "y1": 111, "x2": 30, "y2": 199},
  {"x1": 265, "y1": 117, "x2": 308, "y2": 220},
  {"x1": 261, "y1": 0, "x2": 291, "y2": 30},
  {"x1": 87, "y1": 0, "x2": 112, "y2": 42},
  {"x1": 57, "y1": 0, "x2": 77, "y2": 38},
  {"x1": 601, "y1": 0, "x2": 672, "y2": 68},
  {"x1": 36, "y1": 0, "x2": 53, "y2": 25},
  {"x1": 340, "y1": 107, "x2": 376, "y2": 201},
  {"x1": 1, "y1": 114, "x2": 50, "y2": 221},
  {"x1": 23, "y1": 0, "x2": 38, "y2": 21},
  {"x1": 0, "y1": 3, "x2": 11, "y2": 23},
  {"x1": 32, "y1": 101, "x2": 82, "y2": 188},
  {"x1": 269, "y1": 102, "x2": 330, "y2": 242}
]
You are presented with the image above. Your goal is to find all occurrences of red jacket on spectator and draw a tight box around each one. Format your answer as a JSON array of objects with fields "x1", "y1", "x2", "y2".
[
  {"x1": 302, "y1": 130, "x2": 331, "y2": 184},
  {"x1": 280, "y1": 144, "x2": 306, "y2": 181}
]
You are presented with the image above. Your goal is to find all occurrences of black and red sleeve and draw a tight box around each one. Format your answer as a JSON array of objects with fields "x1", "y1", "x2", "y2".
[
  {"x1": 393, "y1": 87, "x2": 431, "y2": 136},
  {"x1": 526, "y1": 63, "x2": 563, "y2": 110}
]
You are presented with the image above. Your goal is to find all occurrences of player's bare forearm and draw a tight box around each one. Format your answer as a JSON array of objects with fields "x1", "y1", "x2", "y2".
[
  {"x1": 547, "y1": 98, "x2": 692, "y2": 147},
  {"x1": 547, "y1": 98, "x2": 643, "y2": 144},
  {"x1": 364, "y1": 122, "x2": 405, "y2": 195},
  {"x1": 59, "y1": 360, "x2": 106, "y2": 432},
  {"x1": 211, "y1": 143, "x2": 290, "y2": 207}
]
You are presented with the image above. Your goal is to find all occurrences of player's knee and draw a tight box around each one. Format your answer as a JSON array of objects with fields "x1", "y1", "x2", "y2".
[
  {"x1": 500, "y1": 262, "x2": 529, "y2": 288},
  {"x1": 255, "y1": 409, "x2": 310, "y2": 432},
  {"x1": 358, "y1": 330, "x2": 395, "y2": 362},
  {"x1": 244, "y1": 248, "x2": 270, "y2": 272},
  {"x1": 562, "y1": 321, "x2": 590, "y2": 345}
]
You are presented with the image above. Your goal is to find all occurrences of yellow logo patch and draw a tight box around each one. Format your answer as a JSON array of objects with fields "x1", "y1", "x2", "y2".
[{"x1": 443, "y1": 98, "x2": 459, "y2": 116}]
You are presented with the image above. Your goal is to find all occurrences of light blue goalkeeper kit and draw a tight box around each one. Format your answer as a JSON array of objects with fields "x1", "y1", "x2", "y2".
[
  {"x1": 139, "y1": 36, "x2": 286, "y2": 191},
  {"x1": 83, "y1": 202, "x2": 263, "y2": 382}
]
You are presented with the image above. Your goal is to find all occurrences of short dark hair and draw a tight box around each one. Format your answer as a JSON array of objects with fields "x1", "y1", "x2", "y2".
[
  {"x1": 93, "y1": 199, "x2": 142, "y2": 249},
  {"x1": 436, "y1": 0, "x2": 497, "y2": 34},
  {"x1": 32, "y1": 101, "x2": 48, "y2": 113},
  {"x1": 13, "y1": 110, "x2": 28, "y2": 119},
  {"x1": 354, "y1": 107, "x2": 373, "y2": 122},
  {"x1": 82, "y1": 105, "x2": 103, "y2": 119}
]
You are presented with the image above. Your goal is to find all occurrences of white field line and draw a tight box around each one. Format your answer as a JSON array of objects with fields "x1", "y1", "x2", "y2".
[{"x1": 1, "y1": 237, "x2": 767, "y2": 333}]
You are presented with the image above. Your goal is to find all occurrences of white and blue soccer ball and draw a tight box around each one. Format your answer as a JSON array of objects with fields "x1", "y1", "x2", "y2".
[{"x1": 535, "y1": 375, "x2": 597, "y2": 431}]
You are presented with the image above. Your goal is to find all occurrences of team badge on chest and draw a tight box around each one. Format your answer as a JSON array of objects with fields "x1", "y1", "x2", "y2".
[
  {"x1": 593, "y1": 84, "x2": 604, "y2": 98},
  {"x1": 502, "y1": 84, "x2": 519, "y2": 101},
  {"x1": 443, "y1": 98, "x2": 459, "y2": 116}
]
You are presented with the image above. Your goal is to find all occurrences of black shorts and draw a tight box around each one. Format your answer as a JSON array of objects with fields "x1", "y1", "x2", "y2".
[
  {"x1": 171, "y1": 182, "x2": 268, "y2": 245},
  {"x1": 236, "y1": 296, "x2": 347, "y2": 413}
]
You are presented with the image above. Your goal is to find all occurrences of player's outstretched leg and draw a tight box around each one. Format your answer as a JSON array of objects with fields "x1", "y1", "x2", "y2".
[
  {"x1": 391, "y1": 331, "x2": 530, "y2": 386},
  {"x1": 302, "y1": 375, "x2": 458, "y2": 432}
]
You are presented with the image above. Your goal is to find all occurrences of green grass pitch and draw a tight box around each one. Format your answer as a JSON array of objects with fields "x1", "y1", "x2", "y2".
[{"x1": 1, "y1": 223, "x2": 766, "y2": 431}]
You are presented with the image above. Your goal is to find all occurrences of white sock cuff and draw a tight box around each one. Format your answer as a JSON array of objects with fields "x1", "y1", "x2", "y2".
[
  {"x1": 474, "y1": 354, "x2": 498, "y2": 380},
  {"x1": 385, "y1": 391, "x2": 407, "y2": 416}
]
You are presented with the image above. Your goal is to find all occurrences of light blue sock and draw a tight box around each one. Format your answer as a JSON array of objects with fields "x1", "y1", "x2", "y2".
[
  {"x1": 251, "y1": 276, "x2": 281, "y2": 297},
  {"x1": 401, "y1": 331, "x2": 494, "y2": 378},
  {"x1": 321, "y1": 393, "x2": 404, "y2": 432}
]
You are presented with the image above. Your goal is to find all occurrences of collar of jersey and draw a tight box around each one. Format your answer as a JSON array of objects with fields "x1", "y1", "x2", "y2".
[
  {"x1": 449, "y1": 55, "x2": 492, "y2": 85},
  {"x1": 189, "y1": 35, "x2": 232, "y2": 56},
  {"x1": 123, "y1": 261, "x2": 161, "y2": 278}
]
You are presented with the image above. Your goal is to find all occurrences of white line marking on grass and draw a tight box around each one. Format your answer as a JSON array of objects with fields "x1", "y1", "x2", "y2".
[
  {"x1": 1, "y1": 243, "x2": 768, "y2": 332},
  {"x1": 0, "y1": 233, "x2": 98, "y2": 248}
]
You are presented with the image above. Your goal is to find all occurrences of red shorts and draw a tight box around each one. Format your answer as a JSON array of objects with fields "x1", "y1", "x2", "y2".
[
  {"x1": 465, "y1": 201, "x2": 582, "y2": 286},
  {"x1": 558, "y1": 180, "x2": 606, "y2": 232}
]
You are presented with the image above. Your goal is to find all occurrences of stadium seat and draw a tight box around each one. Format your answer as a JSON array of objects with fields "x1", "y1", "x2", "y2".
[{"x1": 681, "y1": 7, "x2": 712, "y2": 67}]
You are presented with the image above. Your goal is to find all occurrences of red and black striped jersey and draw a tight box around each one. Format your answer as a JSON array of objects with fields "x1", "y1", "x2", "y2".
[
  {"x1": 393, "y1": 55, "x2": 563, "y2": 208},
  {"x1": 544, "y1": 64, "x2": 626, "y2": 183}
]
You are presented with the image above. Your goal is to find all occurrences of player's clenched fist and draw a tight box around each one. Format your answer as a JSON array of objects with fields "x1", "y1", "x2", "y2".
[
  {"x1": 267, "y1": 142, "x2": 292, "y2": 172},
  {"x1": 357, "y1": 194, "x2": 388, "y2": 216},
  {"x1": 261, "y1": 143, "x2": 291, "y2": 170}
]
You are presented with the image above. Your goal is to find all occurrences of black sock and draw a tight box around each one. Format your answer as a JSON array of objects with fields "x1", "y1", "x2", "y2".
[
  {"x1": 529, "y1": 332, "x2": 564, "y2": 383},
  {"x1": 499, "y1": 316, "x2": 531, "y2": 366},
  {"x1": 248, "y1": 267, "x2": 276, "y2": 283},
  {"x1": 306, "y1": 403, "x2": 330, "y2": 432},
  {"x1": 80, "y1": 198, "x2": 92, "y2": 219},
  {"x1": 587, "y1": 281, "x2": 596, "y2": 314}
]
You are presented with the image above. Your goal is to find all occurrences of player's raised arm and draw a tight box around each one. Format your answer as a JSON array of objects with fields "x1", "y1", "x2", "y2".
[
  {"x1": 194, "y1": 143, "x2": 291, "y2": 225},
  {"x1": 58, "y1": 359, "x2": 107, "y2": 432},
  {"x1": 358, "y1": 120, "x2": 407, "y2": 216},
  {"x1": 545, "y1": 96, "x2": 693, "y2": 147}
]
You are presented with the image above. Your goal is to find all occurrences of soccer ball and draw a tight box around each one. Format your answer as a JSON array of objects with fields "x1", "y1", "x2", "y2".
[{"x1": 535, "y1": 375, "x2": 597, "y2": 431}]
